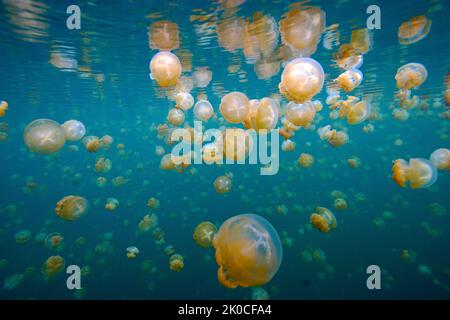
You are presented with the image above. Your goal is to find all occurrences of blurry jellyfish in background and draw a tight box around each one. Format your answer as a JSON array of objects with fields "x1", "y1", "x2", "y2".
[
  {"x1": 105, "y1": 198, "x2": 119, "y2": 211},
  {"x1": 175, "y1": 92, "x2": 194, "y2": 111},
  {"x1": 24, "y1": 119, "x2": 66, "y2": 154},
  {"x1": 42, "y1": 255, "x2": 65, "y2": 277},
  {"x1": 254, "y1": 58, "x2": 280, "y2": 80},
  {"x1": 112, "y1": 176, "x2": 128, "y2": 187},
  {"x1": 194, "y1": 100, "x2": 214, "y2": 122},
  {"x1": 193, "y1": 221, "x2": 217, "y2": 248},
  {"x1": 350, "y1": 28, "x2": 372, "y2": 54},
  {"x1": 100, "y1": 134, "x2": 114, "y2": 149},
  {"x1": 334, "y1": 44, "x2": 363, "y2": 70},
  {"x1": 427, "y1": 203, "x2": 447, "y2": 217},
  {"x1": 138, "y1": 214, "x2": 158, "y2": 234},
  {"x1": 395, "y1": 63, "x2": 428, "y2": 90},
  {"x1": 214, "y1": 174, "x2": 232, "y2": 194},
  {"x1": 400, "y1": 249, "x2": 417, "y2": 263},
  {"x1": 153, "y1": 227, "x2": 166, "y2": 245},
  {"x1": 95, "y1": 157, "x2": 112, "y2": 174},
  {"x1": 155, "y1": 145, "x2": 165, "y2": 157},
  {"x1": 0, "y1": 100, "x2": 8, "y2": 117},
  {"x1": 3, "y1": 273, "x2": 24, "y2": 291},
  {"x1": 147, "y1": 197, "x2": 160, "y2": 209},
  {"x1": 193, "y1": 67, "x2": 212, "y2": 88},
  {"x1": 398, "y1": 16, "x2": 431, "y2": 45},
  {"x1": 35, "y1": 232, "x2": 47, "y2": 244},
  {"x1": 169, "y1": 253, "x2": 184, "y2": 272},
  {"x1": 285, "y1": 101, "x2": 316, "y2": 127},
  {"x1": 430, "y1": 148, "x2": 450, "y2": 170},
  {"x1": 279, "y1": 58, "x2": 324, "y2": 103},
  {"x1": 167, "y1": 108, "x2": 185, "y2": 126},
  {"x1": 160, "y1": 154, "x2": 176, "y2": 170},
  {"x1": 165, "y1": 245, "x2": 176, "y2": 257},
  {"x1": 45, "y1": 232, "x2": 64, "y2": 250},
  {"x1": 96, "y1": 177, "x2": 107, "y2": 187},
  {"x1": 82, "y1": 135, "x2": 102, "y2": 153},
  {"x1": 55, "y1": 195, "x2": 89, "y2": 221},
  {"x1": 243, "y1": 97, "x2": 279, "y2": 131},
  {"x1": 392, "y1": 158, "x2": 438, "y2": 189},
  {"x1": 298, "y1": 153, "x2": 314, "y2": 168},
  {"x1": 216, "y1": 16, "x2": 245, "y2": 53},
  {"x1": 334, "y1": 198, "x2": 348, "y2": 211},
  {"x1": 310, "y1": 207, "x2": 337, "y2": 233},
  {"x1": 14, "y1": 230, "x2": 32, "y2": 244},
  {"x1": 148, "y1": 20, "x2": 180, "y2": 51},
  {"x1": 392, "y1": 108, "x2": 410, "y2": 121},
  {"x1": 317, "y1": 125, "x2": 348, "y2": 147},
  {"x1": 61, "y1": 120, "x2": 86, "y2": 141},
  {"x1": 346, "y1": 101, "x2": 371, "y2": 125},
  {"x1": 219, "y1": 91, "x2": 250, "y2": 124},
  {"x1": 281, "y1": 139, "x2": 296, "y2": 152},
  {"x1": 251, "y1": 287, "x2": 270, "y2": 300},
  {"x1": 335, "y1": 69, "x2": 363, "y2": 92},
  {"x1": 347, "y1": 156, "x2": 362, "y2": 169},
  {"x1": 213, "y1": 214, "x2": 283, "y2": 288},
  {"x1": 126, "y1": 246, "x2": 140, "y2": 259},
  {"x1": 417, "y1": 264, "x2": 432, "y2": 276},
  {"x1": 149, "y1": 51, "x2": 182, "y2": 87},
  {"x1": 313, "y1": 248, "x2": 327, "y2": 263}
]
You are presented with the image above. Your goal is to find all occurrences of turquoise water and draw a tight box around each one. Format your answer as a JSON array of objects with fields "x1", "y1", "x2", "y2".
[{"x1": 0, "y1": 0, "x2": 449, "y2": 299}]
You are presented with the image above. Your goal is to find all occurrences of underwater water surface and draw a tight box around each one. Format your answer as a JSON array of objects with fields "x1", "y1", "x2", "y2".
[{"x1": 0, "y1": 0, "x2": 449, "y2": 300}]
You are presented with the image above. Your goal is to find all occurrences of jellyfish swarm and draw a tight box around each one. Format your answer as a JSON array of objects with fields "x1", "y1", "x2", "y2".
[
  {"x1": 392, "y1": 158, "x2": 438, "y2": 189},
  {"x1": 55, "y1": 195, "x2": 89, "y2": 221},
  {"x1": 149, "y1": 51, "x2": 182, "y2": 87},
  {"x1": 213, "y1": 214, "x2": 283, "y2": 288},
  {"x1": 24, "y1": 119, "x2": 66, "y2": 155}
]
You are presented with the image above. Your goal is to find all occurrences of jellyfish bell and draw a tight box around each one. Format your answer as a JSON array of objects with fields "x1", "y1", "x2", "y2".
[
  {"x1": 430, "y1": 148, "x2": 450, "y2": 170},
  {"x1": 24, "y1": 119, "x2": 66, "y2": 155},
  {"x1": 347, "y1": 100, "x2": 371, "y2": 125},
  {"x1": 55, "y1": 195, "x2": 89, "y2": 221},
  {"x1": 285, "y1": 101, "x2": 316, "y2": 127},
  {"x1": 214, "y1": 175, "x2": 232, "y2": 194},
  {"x1": 219, "y1": 92, "x2": 250, "y2": 124},
  {"x1": 398, "y1": 16, "x2": 432, "y2": 45},
  {"x1": 244, "y1": 97, "x2": 279, "y2": 131},
  {"x1": 148, "y1": 20, "x2": 180, "y2": 51},
  {"x1": 169, "y1": 254, "x2": 184, "y2": 272},
  {"x1": 193, "y1": 221, "x2": 218, "y2": 248},
  {"x1": 175, "y1": 92, "x2": 194, "y2": 111},
  {"x1": 61, "y1": 120, "x2": 86, "y2": 141},
  {"x1": 149, "y1": 51, "x2": 182, "y2": 87},
  {"x1": 45, "y1": 232, "x2": 64, "y2": 250},
  {"x1": 126, "y1": 246, "x2": 140, "y2": 259},
  {"x1": 167, "y1": 108, "x2": 185, "y2": 126},
  {"x1": 395, "y1": 63, "x2": 428, "y2": 90},
  {"x1": 310, "y1": 207, "x2": 337, "y2": 233},
  {"x1": 298, "y1": 153, "x2": 314, "y2": 168},
  {"x1": 392, "y1": 158, "x2": 438, "y2": 189},
  {"x1": 279, "y1": 58, "x2": 324, "y2": 103},
  {"x1": 213, "y1": 214, "x2": 282, "y2": 288},
  {"x1": 194, "y1": 100, "x2": 214, "y2": 122},
  {"x1": 82, "y1": 135, "x2": 102, "y2": 153},
  {"x1": 42, "y1": 255, "x2": 65, "y2": 277},
  {"x1": 0, "y1": 100, "x2": 8, "y2": 117},
  {"x1": 335, "y1": 69, "x2": 363, "y2": 92},
  {"x1": 105, "y1": 198, "x2": 119, "y2": 211}
]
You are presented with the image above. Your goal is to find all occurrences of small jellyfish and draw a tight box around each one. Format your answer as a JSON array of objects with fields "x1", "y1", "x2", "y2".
[
  {"x1": 126, "y1": 246, "x2": 140, "y2": 259},
  {"x1": 285, "y1": 101, "x2": 316, "y2": 127},
  {"x1": 42, "y1": 255, "x2": 65, "y2": 277},
  {"x1": 193, "y1": 221, "x2": 217, "y2": 248},
  {"x1": 82, "y1": 135, "x2": 102, "y2": 153},
  {"x1": 0, "y1": 100, "x2": 8, "y2": 117},
  {"x1": 147, "y1": 197, "x2": 160, "y2": 209},
  {"x1": 194, "y1": 100, "x2": 214, "y2": 122},
  {"x1": 24, "y1": 119, "x2": 66, "y2": 155},
  {"x1": 310, "y1": 207, "x2": 337, "y2": 233},
  {"x1": 219, "y1": 92, "x2": 250, "y2": 124},
  {"x1": 334, "y1": 198, "x2": 348, "y2": 211},
  {"x1": 313, "y1": 249, "x2": 327, "y2": 263},
  {"x1": 160, "y1": 154, "x2": 176, "y2": 170},
  {"x1": 392, "y1": 108, "x2": 410, "y2": 121},
  {"x1": 100, "y1": 135, "x2": 114, "y2": 149},
  {"x1": 398, "y1": 16, "x2": 431, "y2": 45},
  {"x1": 392, "y1": 158, "x2": 438, "y2": 189},
  {"x1": 15, "y1": 230, "x2": 32, "y2": 244},
  {"x1": 61, "y1": 120, "x2": 86, "y2": 141},
  {"x1": 167, "y1": 108, "x2": 185, "y2": 126},
  {"x1": 298, "y1": 153, "x2": 314, "y2": 168},
  {"x1": 213, "y1": 214, "x2": 282, "y2": 288},
  {"x1": 105, "y1": 198, "x2": 119, "y2": 211},
  {"x1": 251, "y1": 287, "x2": 269, "y2": 300},
  {"x1": 417, "y1": 264, "x2": 432, "y2": 276},
  {"x1": 335, "y1": 69, "x2": 363, "y2": 92},
  {"x1": 149, "y1": 51, "x2": 182, "y2": 87},
  {"x1": 164, "y1": 245, "x2": 176, "y2": 257},
  {"x1": 55, "y1": 195, "x2": 89, "y2": 221},
  {"x1": 347, "y1": 156, "x2": 362, "y2": 168},
  {"x1": 281, "y1": 139, "x2": 296, "y2": 152},
  {"x1": 96, "y1": 177, "x2": 107, "y2": 187},
  {"x1": 214, "y1": 175, "x2": 232, "y2": 194},
  {"x1": 395, "y1": 63, "x2": 428, "y2": 90},
  {"x1": 175, "y1": 92, "x2": 194, "y2": 111},
  {"x1": 95, "y1": 157, "x2": 112, "y2": 174},
  {"x1": 429, "y1": 148, "x2": 449, "y2": 170},
  {"x1": 169, "y1": 253, "x2": 184, "y2": 272},
  {"x1": 427, "y1": 203, "x2": 447, "y2": 217},
  {"x1": 45, "y1": 232, "x2": 64, "y2": 250},
  {"x1": 3, "y1": 273, "x2": 24, "y2": 291},
  {"x1": 317, "y1": 126, "x2": 349, "y2": 148}
]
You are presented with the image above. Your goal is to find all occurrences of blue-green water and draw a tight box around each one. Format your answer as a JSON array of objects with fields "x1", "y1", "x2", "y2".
[{"x1": 0, "y1": 0, "x2": 449, "y2": 299}]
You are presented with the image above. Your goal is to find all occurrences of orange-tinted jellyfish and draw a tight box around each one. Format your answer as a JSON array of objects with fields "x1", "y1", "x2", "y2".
[
  {"x1": 398, "y1": 16, "x2": 431, "y2": 45},
  {"x1": 44, "y1": 232, "x2": 64, "y2": 250},
  {"x1": 0, "y1": 100, "x2": 8, "y2": 117},
  {"x1": 42, "y1": 255, "x2": 65, "y2": 277},
  {"x1": 392, "y1": 158, "x2": 438, "y2": 189},
  {"x1": 213, "y1": 214, "x2": 282, "y2": 288},
  {"x1": 395, "y1": 63, "x2": 428, "y2": 90},
  {"x1": 148, "y1": 20, "x2": 180, "y2": 51},
  {"x1": 55, "y1": 195, "x2": 89, "y2": 221},
  {"x1": 149, "y1": 51, "x2": 182, "y2": 87},
  {"x1": 310, "y1": 207, "x2": 337, "y2": 233},
  {"x1": 193, "y1": 221, "x2": 217, "y2": 248}
]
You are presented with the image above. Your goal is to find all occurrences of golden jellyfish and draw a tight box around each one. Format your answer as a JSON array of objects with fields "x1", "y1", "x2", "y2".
[
  {"x1": 395, "y1": 63, "x2": 428, "y2": 90},
  {"x1": 298, "y1": 153, "x2": 314, "y2": 168},
  {"x1": 244, "y1": 97, "x2": 279, "y2": 131},
  {"x1": 138, "y1": 213, "x2": 158, "y2": 233},
  {"x1": 126, "y1": 246, "x2": 139, "y2": 259},
  {"x1": 216, "y1": 17, "x2": 245, "y2": 52},
  {"x1": 285, "y1": 101, "x2": 316, "y2": 127},
  {"x1": 95, "y1": 157, "x2": 112, "y2": 174},
  {"x1": 175, "y1": 92, "x2": 194, "y2": 111},
  {"x1": 105, "y1": 198, "x2": 119, "y2": 211},
  {"x1": 278, "y1": 6, "x2": 325, "y2": 56},
  {"x1": 222, "y1": 128, "x2": 253, "y2": 162},
  {"x1": 334, "y1": 44, "x2": 363, "y2": 70},
  {"x1": 147, "y1": 197, "x2": 160, "y2": 209},
  {"x1": 169, "y1": 254, "x2": 184, "y2": 272},
  {"x1": 24, "y1": 119, "x2": 66, "y2": 155},
  {"x1": 310, "y1": 207, "x2": 337, "y2": 233},
  {"x1": 254, "y1": 58, "x2": 280, "y2": 80},
  {"x1": 214, "y1": 174, "x2": 232, "y2": 194},
  {"x1": 149, "y1": 51, "x2": 182, "y2": 87},
  {"x1": 160, "y1": 154, "x2": 176, "y2": 170},
  {"x1": 112, "y1": 176, "x2": 128, "y2": 187},
  {"x1": 42, "y1": 255, "x2": 65, "y2": 277},
  {"x1": 61, "y1": 120, "x2": 86, "y2": 141},
  {"x1": 100, "y1": 135, "x2": 114, "y2": 149},
  {"x1": 213, "y1": 214, "x2": 282, "y2": 288},
  {"x1": 148, "y1": 20, "x2": 180, "y2": 51},
  {"x1": 328, "y1": 130, "x2": 348, "y2": 147},
  {"x1": 193, "y1": 221, "x2": 217, "y2": 248},
  {"x1": 336, "y1": 69, "x2": 363, "y2": 92},
  {"x1": 347, "y1": 156, "x2": 362, "y2": 168},
  {"x1": 193, "y1": 67, "x2": 212, "y2": 88},
  {"x1": 279, "y1": 58, "x2": 324, "y2": 103},
  {"x1": 167, "y1": 108, "x2": 185, "y2": 126},
  {"x1": 219, "y1": 92, "x2": 250, "y2": 124},
  {"x1": 281, "y1": 139, "x2": 296, "y2": 152},
  {"x1": 82, "y1": 135, "x2": 102, "y2": 153},
  {"x1": 430, "y1": 148, "x2": 450, "y2": 170},
  {"x1": 45, "y1": 232, "x2": 64, "y2": 250},
  {"x1": 202, "y1": 143, "x2": 223, "y2": 164},
  {"x1": 350, "y1": 28, "x2": 372, "y2": 54},
  {"x1": 398, "y1": 16, "x2": 431, "y2": 45},
  {"x1": 334, "y1": 198, "x2": 348, "y2": 211},
  {"x1": 392, "y1": 108, "x2": 410, "y2": 121},
  {"x1": 392, "y1": 158, "x2": 438, "y2": 189},
  {"x1": 194, "y1": 100, "x2": 214, "y2": 122},
  {"x1": 0, "y1": 100, "x2": 8, "y2": 117},
  {"x1": 55, "y1": 195, "x2": 89, "y2": 221},
  {"x1": 242, "y1": 13, "x2": 278, "y2": 61},
  {"x1": 347, "y1": 100, "x2": 371, "y2": 125}
]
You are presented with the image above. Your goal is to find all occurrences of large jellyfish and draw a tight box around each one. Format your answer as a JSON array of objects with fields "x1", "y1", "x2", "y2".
[
  {"x1": 392, "y1": 158, "x2": 438, "y2": 189},
  {"x1": 219, "y1": 91, "x2": 250, "y2": 124},
  {"x1": 398, "y1": 16, "x2": 431, "y2": 45},
  {"x1": 55, "y1": 195, "x2": 89, "y2": 221},
  {"x1": 24, "y1": 119, "x2": 66, "y2": 155},
  {"x1": 149, "y1": 51, "x2": 182, "y2": 87}
]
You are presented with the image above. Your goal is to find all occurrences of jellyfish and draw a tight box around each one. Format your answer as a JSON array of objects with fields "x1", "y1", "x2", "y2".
[
  {"x1": 347, "y1": 100, "x2": 371, "y2": 125},
  {"x1": 169, "y1": 253, "x2": 184, "y2": 272},
  {"x1": 392, "y1": 158, "x2": 438, "y2": 189},
  {"x1": 279, "y1": 58, "x2": 324, "y2": 103},
  {"x1": 392, "y1": 108, "x2": 410, "y2": 121},
  {"x1": 213, "y1": 213, "x2": 283, "y2": 288},
  {"x1": 82, "y1": 135, "x2": 102, "y2": 153},
  {"x1": 126, "y1": 246, "x2": 140, "y2": 259},
  {"x1": 148, "y1": 20, "x2": 180, "y2": 51},
  {"x1": 335, "y1": 69, "x2": 363, "y2": 92},
  {"x1": 167, "y1": 108, "x2": 185, "y2": 126},
  {"x1": 254, "y1": 58, "x2": 280, "y2": 80},
  {"x1": 193, "y1": 67, "x2": 212, "y2": 88},
  {"x1": 214, "y1": 175, "x2": 232, "y2": 194},
  {"x1": 400, "y1": 249, "x2": 417, "y2": 263},
  {"x1": 149, "y1": 51, "x2": 182, "y2": 87},
  {"x1": 14, "y1": 230, "x2": 32, "y2": 244},
  {"x1": 164, "y1": 245, "x2": 176, "y2": 257},
  {"x1": 147, "y1": 197, "x2": 160, "y2": 209},
  {"x1": 160, "y1": 154, "x2": 176, "y2": 170},
  {"x1": 194, "y1": 100, "x2": 214, "y2": 122},
  {"x1": 24, "y1": 119, "x2": 66, "y2": 154},
  {"x1": 285, "y1": 101, "x2": 316, "y2": 127},
  {"x1": 243, "y1": 97, "x2": 279, "y2": 131},
  {"x1": 334, "y1": 44, "x2": 363, "y2": 70},
  {"x1": 44, "y1": 232, "x2": 64, "y2": 250},
  {"x1": 96, "y1": 177, "x2": 107, "y2": 187},
  {"x1": 61, "y1": 120, "x2": 86, "y2": 141},
  {"x1": 281, "y1": 139, "x2": 296, "y2": 152},
  {"x1": 417, "y1": 264, "x2": 432, "y2": 276},
  {"x1": 298, "y1": 153, "x2": 314, "y2": 168},
  {"x1": 112, "y1": 176, "x2": 128, "y2": 187},
  {"x1": 100, "y1": 134, "x2": 114, "y2": 149},
  {"x1": 175, "y1": 92, "x2": 194, "y2": 111},
  {"x1": 0, "y1": 100, "x2": 8, "y2": 117},
  {"x1": 193, "y1": 221, "x2": 217, "y2": 248},
  {"x1": 313, "y1": 249, "x2": 327, "y2": 263},
  {"x1": 202, "y1": 143, "x2": 223, "y2": 164},
  {"x1": 347, "y1": 156, "x2": 362, "y2": 168},
  {"x1": 3, "y1": 273, "x2": 24, "y2": 291},
  {"x1": 398, "y1": 16, "x2": 431, "y2": 45},
  {"x1": 95, "y1": 157, "x2": 112, "y2": 174},
  {"x1": 55, "y1": 195, "x2": 89, "y2": 221},
  {"x1": 35, "y1": 232, "x2": 47, "y2": 244},
  {"x1": 310, "y1": 207, "x2": 337, "y2": 233},
  {"x1": 350, "y1": 28, "x2": 372, "y2": 54},
  {"x1": 105, "y1": 198, "x2": 119, "y2": 211},
  {"x1": 219, "y1": 92, "x2": 250, "y2": 124},
  {"x1": 430, "y1": 148, "x2": 449, "y2": 170},
  {"x1": 42, "y1": 255, "x2": 65, "y2": 277},
  {"x1": 334, "y1": 198, "x2": 348, "y2": 211},
  {"x1": 428, "y1": 203, "x2": 447, "y2": 217},
  {"x1": 251, "y1": 287, "x2": 270, "y2": 300},
  {"x1": 395, "y1": 63, "x2": 428, "y2": 90}
]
